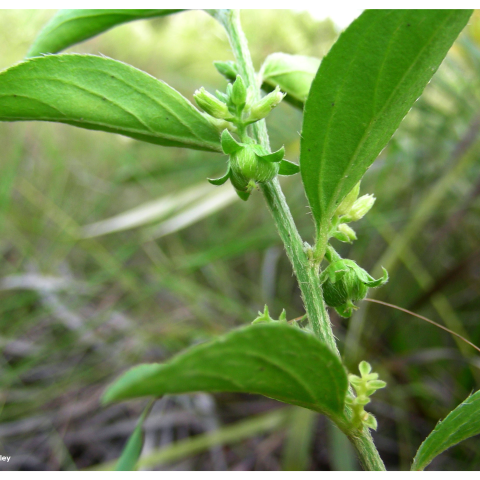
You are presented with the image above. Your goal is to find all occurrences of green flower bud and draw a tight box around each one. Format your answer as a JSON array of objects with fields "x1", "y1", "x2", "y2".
[
  {"x1": 216, "y1": 130, "x2": 284, "y2": 201},
  {"x1": 320, "y1": 259, "x2": 388, "y2": 318},
  {"x1": 355, "y1": 395, "x2": 371, "y2": 406},
  {"x1": 231, "y1": 75, "x2": 247, "y2": 109},
  {"x1": 321, "y1": 261, "x2": 368, "y2": 308},
  {"x1": 343, "y1": 194, "x2": 375, "y2": 222},
  {"x1": 231, "y1": 143, "x2": 279, "y2": 184},
  {"x1": 335, "y1": 182, "x2": 360, "y2": 216},
  {"x1": 333, "y1": 224, "x2": 357, "y2": 243},
  {"x1": 194, "y1": 87, "x2": 233, "y2": 120},
  {"x1": 248, "y1": 87, "x2": 285, "y2": 123},
  {"x1": 203, "y1": 115, "x2": 237, "y2": 133},
  {"x1": 359, "y1": 361, "x2": 372, "y2": 377}
]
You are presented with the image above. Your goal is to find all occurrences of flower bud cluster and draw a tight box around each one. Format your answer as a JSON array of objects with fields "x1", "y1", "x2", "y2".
[
  {"x1": 320, "y1": 258, "x2": 388, "y2": 318},
  {"x1": 196, "y1": 74, "x2": 297, "y2": 200},
  {"x1": 194, "y1": 74, "x2": 285, "y2": 132},
  {"x1": 346, "y1": 361, "x2": 386, "y2": 430},
  {"x1": 207, "y1": 129, "x2": 300, "y2": 201},
  {"x1": 330, "y1": 182, "x2": 376, "y2": 244}
]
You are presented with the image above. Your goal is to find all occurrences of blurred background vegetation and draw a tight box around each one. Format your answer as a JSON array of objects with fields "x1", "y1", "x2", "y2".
[{"x1": 0, "y1": 9, "x2": 479, "y2": 471}]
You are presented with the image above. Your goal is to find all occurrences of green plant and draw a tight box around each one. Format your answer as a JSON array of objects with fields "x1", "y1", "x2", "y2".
[{"x1": 1, "y1": 8, "x2": 478, "y2": 471}]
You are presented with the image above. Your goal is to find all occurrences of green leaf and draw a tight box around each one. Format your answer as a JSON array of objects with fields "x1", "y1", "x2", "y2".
[
  {"x1": 255, "y1": 146, "x2": 285, "y2": 163},
  {"x1": 279, "y1": 159, "x2": 300, "y2": 176},
  {"x1": 28, "y1": 9, "x2": 183, "y2": 57},
  {"x1": 412, "y1": 390, "x2": 480, "y2": 471},
  {"x1": 221, "y1": 129, "x2": 241, "y2": 154},
  {"x1": 0, "y1": 54, "x2": 222, "y2": 153},
  {"x1": 103, "y1": 323, "x2": 349, "y2": 418},
  {"x1": 115, "y1": 401, "x2": 153, "y2": 471},
  {"x1": 208, "y1": 167, "x2": 230, "y2": 186},
  {"x1": 300, "y1": 10, "x2": 472, "y2": 235},
  {"x1": 236, "y1": 190, "x2": 251, "y2": 202},
  {"x1": 261, "y1": 53, "x2": 320, "y2": 105}
]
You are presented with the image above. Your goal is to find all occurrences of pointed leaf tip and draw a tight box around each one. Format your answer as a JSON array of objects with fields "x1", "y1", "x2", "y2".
[
  {"x1": 278, "y1": 159, "x2": 300, "y2": 176},
  {"x1": 255, "y1": 146, "x2": 285, "y2": 163},
  {"x1": 208, "y1": 166, "x2": 230, "y2": 186},
  {"x1": 221, "y1": 129, "x2": 242, "y2": 155},
  {"x1": 300, "y1": 10, "x2": 473, "y2": 229}
]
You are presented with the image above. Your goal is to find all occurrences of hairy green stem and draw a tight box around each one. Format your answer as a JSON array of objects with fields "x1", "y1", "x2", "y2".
[
  {"x1": 214, "y1": 8, "x2": 385, "y2": 471},
  {"x1": 260, "y1": 178, "x2": 338, "y2": 352}
]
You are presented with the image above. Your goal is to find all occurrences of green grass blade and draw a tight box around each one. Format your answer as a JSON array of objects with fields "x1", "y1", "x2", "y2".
[
  {"x1": 91, "y1": 409, "x2": 289, "y2": 471},
  {"x1": 282, "y1": 407, "x2": 317, "y2": 470},
  {"x1": 115, "y1": 401, "x2": 153, "y2": 471},
  {"x1": 412, "y1": 390, "x2": 480, "y2": 470},
  {"x1": 300, "y1": 10, "x2": 472, "y2": 235},
  {"x1": 102, "y1": 323, "x2": 349, "y2": 418},
  {"x1": 0, "y1": 54, "x2": 222, "y2": 152},
  {"x1": 28, "y1": 9, "x2": 183, "y2": 57}
]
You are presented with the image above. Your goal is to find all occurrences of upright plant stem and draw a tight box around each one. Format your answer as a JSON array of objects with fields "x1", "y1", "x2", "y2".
[
  {"x1": 215, "y1": 8, "x2": 335, "y2": 352},
  {"x1": 213, "y1": 9, "x2": 385, "y2": 471}
]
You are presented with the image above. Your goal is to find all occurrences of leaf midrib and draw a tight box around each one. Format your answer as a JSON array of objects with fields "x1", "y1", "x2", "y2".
[
  {"x1": 323, "y1": 11, "x2": 454, "y2": 219},
  {"x1": 9, "y1": 58, "x2": 209, "y2": 143}
]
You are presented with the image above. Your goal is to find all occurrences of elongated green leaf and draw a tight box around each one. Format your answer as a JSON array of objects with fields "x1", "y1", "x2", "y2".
[
  {"x1": 300, "y1": 10, "x2": 472, "y2": 234},
  {"x1": 103, "y1": 323, "x2": 348, "y2": 418},
  {"x1": 28, "y1": 9, "x2": 183, "y2": 57},
  {"x1": 0, "y1": 54, "x2": 222, "y2": 152},
  {"x1": 412, "y1": 390, "x2": 480, "y2": 470},
  {"x1": 116, "y1": 402, "x2": 152, "y2": 471},
  {"x1": 261, "y1": 53, "x2": 320, "y2": 104}
]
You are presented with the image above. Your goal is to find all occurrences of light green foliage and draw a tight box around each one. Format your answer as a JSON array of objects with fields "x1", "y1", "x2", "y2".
[
  {"x1": 278, "y1": 158, "x2": 300, "y2": 176},
  {"x1": 103, "y1": 323, "x2": 349, "y2": 418},
  {"x1": 300, "y1": 10, "x2": 473, "y2": 240},
  {"x1": 28, "y1": 9, "x2": 183, "y2": 57},
  {"x1": 412, "y1": 390, "x2": 480, "y2": 471},
  {"x1": 346, "y1": 362, "x2": 386, "y2": 431},
  {"x1": 260, "y1": 52, "x2": 321, "y2": 105},
  {"x1": 251, "y1": 304, "x2": 287, "y2": 324},
  {"x1": 0, "y1": 54, "x2": 222, "y2": 152}
]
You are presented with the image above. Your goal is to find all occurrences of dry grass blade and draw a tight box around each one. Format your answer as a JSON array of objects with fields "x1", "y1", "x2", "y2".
[{"x1": 363, "y1": 298, "x2": 480, "y2": 355}]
